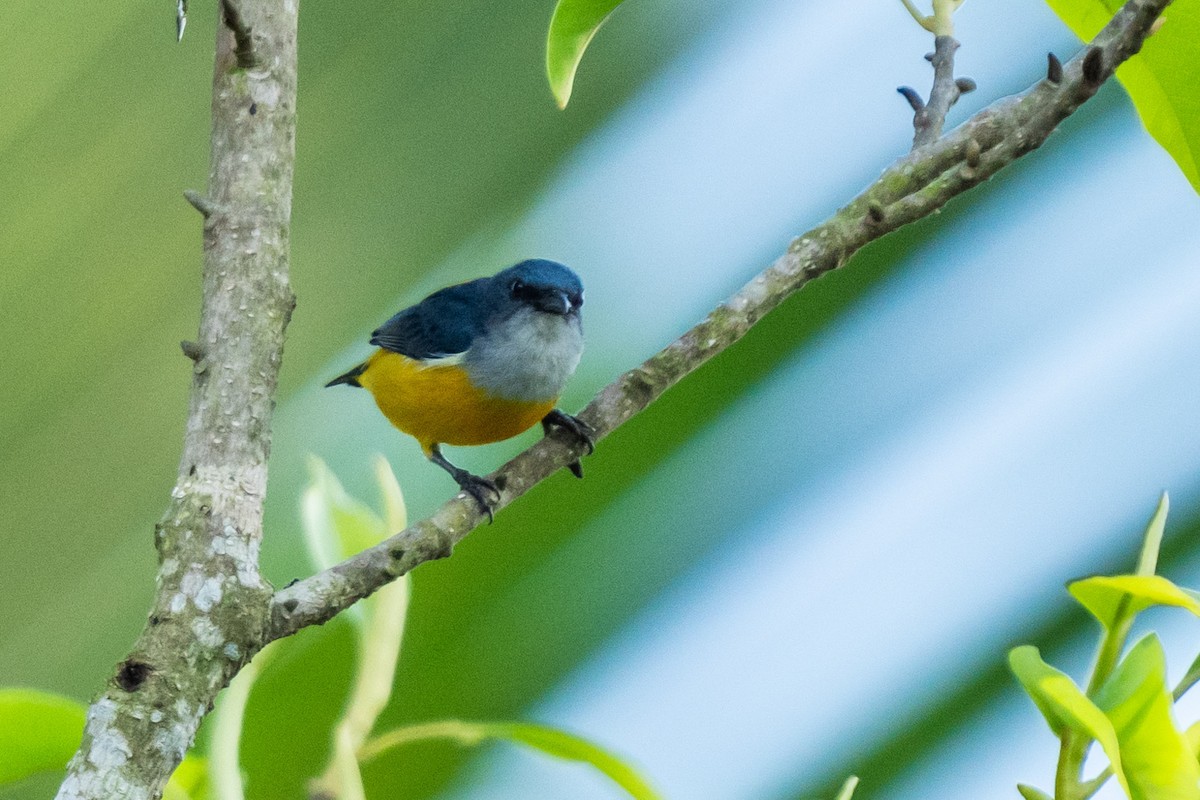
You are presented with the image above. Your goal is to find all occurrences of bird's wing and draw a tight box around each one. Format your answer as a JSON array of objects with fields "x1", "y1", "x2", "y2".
[{"x1": 369, "y1": 279, "x2": 490, "y2": 360}]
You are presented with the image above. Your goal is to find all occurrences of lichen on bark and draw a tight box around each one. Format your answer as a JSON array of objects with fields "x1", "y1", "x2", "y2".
[{"x1": 54, "y1": 1, "x2": 298, "y2": 797}]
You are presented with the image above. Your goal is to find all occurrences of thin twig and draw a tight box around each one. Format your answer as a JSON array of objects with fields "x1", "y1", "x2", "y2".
[
  {"x1": 176, "y1": 0, "x2": 188, "y2": 42},
  {"x1": 897, "y1": 86, "x2": 926, "y2": 113},
  {"x1": 911, "y1": 35, "x2": 966, "y2": 148},
  {"x1": 183, "y1": 188, "x2": 219, "y2": 218}
]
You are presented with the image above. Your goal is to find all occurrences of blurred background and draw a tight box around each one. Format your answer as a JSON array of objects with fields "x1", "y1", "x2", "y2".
[{"x1": 3, "y1": 0, "x2": 1200, "y2": 798}]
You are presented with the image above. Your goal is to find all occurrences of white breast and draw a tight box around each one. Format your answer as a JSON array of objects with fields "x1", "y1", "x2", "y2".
[{"x1": 464, "y1": 307, "x2": 583, "y2": 402}]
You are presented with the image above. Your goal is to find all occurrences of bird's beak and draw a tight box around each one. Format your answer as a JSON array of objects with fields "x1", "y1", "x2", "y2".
[{"x1": 535, "y1": 290, "x2": 572, "y2": 316}]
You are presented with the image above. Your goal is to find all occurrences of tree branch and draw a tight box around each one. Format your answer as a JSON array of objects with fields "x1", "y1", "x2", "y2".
[
  {"x1": 54, "y1": 0, "x2": 297, "y2": 797},
  {"x1": 909, "y1": 35, "x2": 969, "y2": 148},
  {"x1": 55, "y1": 0, "x2": 1170, "y2": 795},
  {"x1": 268, "y1": 0, "x2": 1172, "y2": 641}
]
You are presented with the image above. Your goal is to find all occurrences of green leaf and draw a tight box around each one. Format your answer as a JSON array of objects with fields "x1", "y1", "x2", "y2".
[
  {"x1": 1135, "y1": 492, "x2": 1169, "y2": 576},
  {"x1": 1069, "y1": 575, "x2": 1200, "y2": 630},
  {"x1": 1017, "y1": 784, "x2": 1055, "y2": 800},
  {"x1": 1185, "y1": 720, "x2": 1200, "y2": 756},
  {"x1": 1093, "y1": 634, "x2": 1200, "y2": 800},
  {"x1": 360, "y1": 719, "x2": 662, "y2": 800},
  {"x1": 168, "y1": 756, "x2": 210, "y2": 800},
  {"x1": 373, "y1": 453, "x2": 407, "y2": 533},
  {"x1": 1177, "y1": 650, "x2": 1200, "y2": 701},
  {"x1": 301, "y1": 456, "x2": 391, "y2": 627},
  {"x1": 1008, "y1": 646, "x2": 1129, "y2": 795},
  {"x1": 209, "y1": 641, "x2": 282, "y2": 800},
  {"x1": 1043, "y1": 0, "x2": 1200, "y2": 194},
  {"x1": 0, "y1": 688, "x2": 85, "y2": 784},
  {"x1": 545, "y1": 0, "x2": 627, "y2": 109},
  {"x1": 486, "y1": 721, "x2": 660, "y2": 798},
  {"x1": 0, "y1": 688, "x2": 207, "y2": 798},
  {"x1": 303, "y1": 456, "x2": 387, "y2": 568},
  {"x1": 310, "y1": 457, "x2": 411, "y2": 800},
  {"x1": 834, "y1": 775, "x2": 860, "y2": 800}
]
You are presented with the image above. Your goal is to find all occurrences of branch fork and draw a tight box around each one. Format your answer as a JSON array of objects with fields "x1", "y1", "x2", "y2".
[{"x1": 899, "y1": 34, "x2": 977, "y2": 149}]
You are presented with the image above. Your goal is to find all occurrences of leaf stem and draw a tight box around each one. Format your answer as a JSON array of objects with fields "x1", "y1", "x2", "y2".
[
  {"x1": 930, "y1": 0, "x2": 961, "y2": 36},
  {"x1": 1055, "y1": 496, "x2": 1175, "y2": 800},
  {"x1": 1055, "y1": 733, "x2": 1085, "y2": 800},
  {"x1": 209, "y1": 642, "x2": 279, "y2": 800},
  {"x1": 899, "y1": 0, "x2": 936, "y2": 31},
  {"x1": 358, "y1": 720, "x2": 486, "y2": 763},
  {"x1": 1054, "y1": 595, "x2": 1135, "y2": 799},
  {"x1": 1088, "y1": 598, "x2": 1135, "y2": 695}
]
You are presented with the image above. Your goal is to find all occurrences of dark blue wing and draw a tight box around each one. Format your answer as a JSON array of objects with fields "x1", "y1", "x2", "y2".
[{"x1": 369, "y1": 278, "x2": 493, "y2": 359}]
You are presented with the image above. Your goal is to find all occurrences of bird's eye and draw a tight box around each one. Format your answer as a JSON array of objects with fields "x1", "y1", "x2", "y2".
[
  {"x1": 510, "y1": 280, "x2": 526, "y2": 298},
  {"x1": 570, "y1": 292, "x2": 583, "y2": 308}
]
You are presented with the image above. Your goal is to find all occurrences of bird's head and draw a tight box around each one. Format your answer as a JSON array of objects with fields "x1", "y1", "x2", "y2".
[{"x1": 492, "y1": 259, "x2": 584, "y2": 319}]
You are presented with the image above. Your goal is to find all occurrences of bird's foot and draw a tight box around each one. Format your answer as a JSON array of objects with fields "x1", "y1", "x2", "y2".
[
  {"x1": 452, "y1": 471, "x2": 501, "y2": 523},
  {"x1": 542, "y1": 409, "x2": 596, "y2": 479},
  {"x1": 430, "y1": 444, "x2": 502, "y2": 522}
]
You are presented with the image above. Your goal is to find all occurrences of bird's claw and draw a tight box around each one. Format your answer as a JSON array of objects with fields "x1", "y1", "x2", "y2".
[
  {"x1": 430, "y1": 444, "x2": 502, "y2": 523},
  {"x1": 542, "y1": 409, "x2": 596, "y2": 479},
  {"x1": 455, "y1": 473, "x2": 501, "y2": 523}
]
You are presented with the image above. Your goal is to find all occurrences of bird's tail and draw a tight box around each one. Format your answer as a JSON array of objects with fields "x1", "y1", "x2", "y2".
[{"x1": 325, "y1": 362, "x2": 367, "y2": 388}]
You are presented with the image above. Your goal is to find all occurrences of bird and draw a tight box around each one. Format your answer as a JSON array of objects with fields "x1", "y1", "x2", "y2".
[{"x1": 326, "y1": 259, "x2": 595, "y2": 519}]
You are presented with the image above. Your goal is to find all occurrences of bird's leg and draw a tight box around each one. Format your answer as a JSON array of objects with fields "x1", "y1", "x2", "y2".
[
  {"x1": 429, "y1": 444, "x2": 501, "y2": 522},
  {"x1": 541, "y1": 409, "x2": 596, "y2": 479}
]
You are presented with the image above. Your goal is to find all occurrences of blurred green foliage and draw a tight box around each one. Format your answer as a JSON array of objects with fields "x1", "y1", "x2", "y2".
[
  {"x1": 0, "y1": 4, "x2": 734, "y2": 795},
  {"x1": 0, "y1": 687, "x2": 206, "y2": 800},
  {"x1": 0, "y1": 0, "x2": 714, "y2": 694},
  {"x1": 6, "y1": 1, "x2": 1200, "y2": 800},
  {"x1": 545, "y1": 0, "x2": 628, "y2": 108},
  {"x1": 205, "y1": 461, "x2": 661, "y2": 800},
  {"x1": 301, "y1": 456, "x2": 410, "y2": 800},
  {"x1": 357, "y1": 720, "x2": 663, "y2": 800},
  {"x1": 0, "y1": 690, "x2": 84, "y2": 785}
]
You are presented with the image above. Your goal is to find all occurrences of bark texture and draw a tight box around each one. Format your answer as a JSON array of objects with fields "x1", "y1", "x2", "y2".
[{"x1": 55, "y1": 2, "x2": 297, "y2": 798}]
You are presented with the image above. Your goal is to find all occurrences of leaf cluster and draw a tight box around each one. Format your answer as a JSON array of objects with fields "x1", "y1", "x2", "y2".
[{"x1": 1010, "y1": 496, "x2": 1200, "y2": 800}]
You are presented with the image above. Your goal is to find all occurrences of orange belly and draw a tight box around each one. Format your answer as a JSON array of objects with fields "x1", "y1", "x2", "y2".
[{"x1": 356, "y1": 349, "x2": 556, "y2": 453}]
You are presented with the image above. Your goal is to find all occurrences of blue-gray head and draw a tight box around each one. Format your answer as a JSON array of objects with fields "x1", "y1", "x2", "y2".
[
  {"x1": 490, "y1": 259, "x2": 584, "y2": 319},
  {"x1": 463, "y1": 259, "x2": 585, "y2": 402}
]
